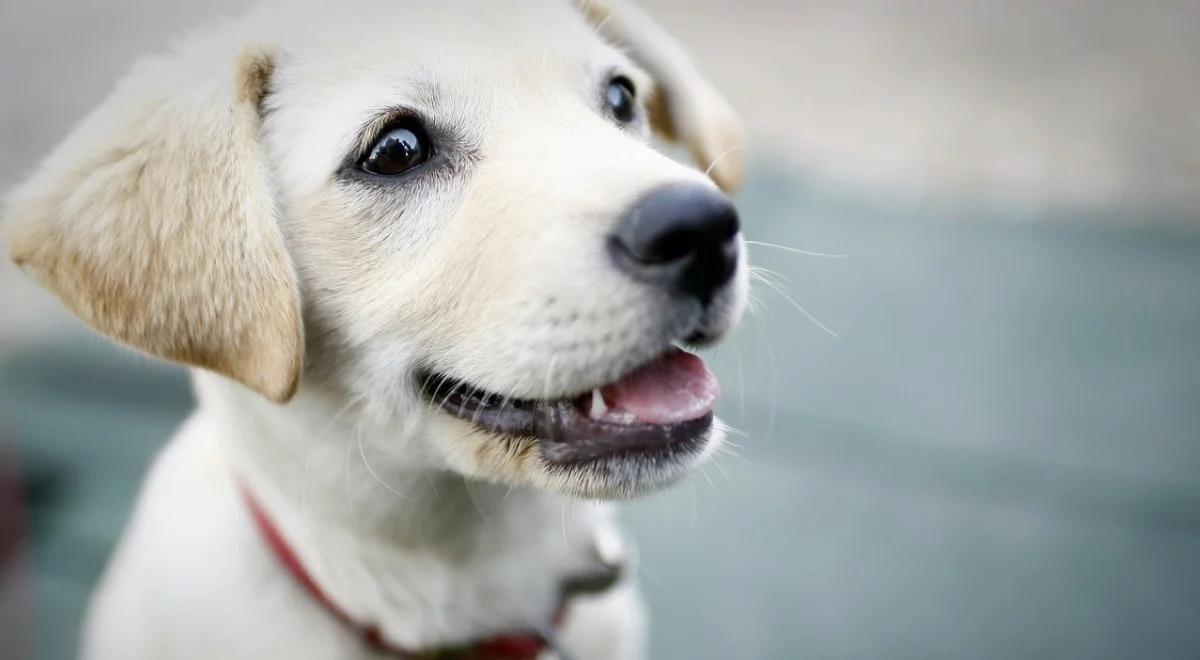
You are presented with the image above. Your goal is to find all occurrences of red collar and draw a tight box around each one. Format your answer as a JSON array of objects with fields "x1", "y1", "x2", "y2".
[{"x1": 239, "y1": 483, "x2": 555, "y2": 659}]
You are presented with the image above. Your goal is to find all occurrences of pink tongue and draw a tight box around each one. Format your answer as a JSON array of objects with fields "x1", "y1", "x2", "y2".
[{"x1": 601, "y1": 349, "x2": 720, "y2": 425}]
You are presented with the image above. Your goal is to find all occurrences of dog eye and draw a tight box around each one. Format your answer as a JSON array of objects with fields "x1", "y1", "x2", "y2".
[
  {"x1": 605, "y1": 76, "x2": 637, "y2": 124},
  {"x1": 359, "y1": 123, "x2": 430, "y2": 176}
]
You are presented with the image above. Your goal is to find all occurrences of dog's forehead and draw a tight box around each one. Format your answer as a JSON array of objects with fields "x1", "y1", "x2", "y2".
[
  {"x1": 261, "y1": 0, "x2": 628, "y2": 193},
  {"x1": 274, "y1": 0, "x2": 614, "y2": 96}
]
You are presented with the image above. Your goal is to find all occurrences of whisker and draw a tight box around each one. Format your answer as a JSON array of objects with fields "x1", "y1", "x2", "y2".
[
  {"x1": 713, "y1": 444, "x2": 742, "y2": 462},
  {"x1": 688, "y1": 480, "x2": 700, "y2": 527},
  {"x1": 715, "y1": 422, "x2": 749, "y2": 441},
  {"x1": 638, "y1": 563, "x2": 665, "y2": 587},
  {"x1": 469, "y1": 387, "x2": 493, "y2": 426},
  {"x1": 709, "y1": 455, "x2": 730, "y2": 479},
  {"x1": 358, "y1": 427, "x2": 413, "y2": 501},
  {"x1": 735, "y1": 341, "x2": 746, "y2": 425},
  {"x1": 458, "y1": 383, "x2": 480, "y2": 420},
  {"x1": 561, "y1": 504, "x2": 569, "y2": 548},
  {"x1": 749, "y1": 265, "x2": 791, "y2": 287},
  {"x1": 462, "y1": 479, "x2": 490, "y2": 521},
  {"x1": 746, "y1": 289, "x2": 769, "y2": 320},
  {"x1": 703, "y1": 146, "x2": 744, "y2": 178},
  {"x1": 424, "y1": 469, "x2": 443, "y2": 502},
  {"x1": 750, "y1": 306, "x2": 779, "y2": 445},
  {"x1": 756, "y1": 276, "x2": 839, "y2": 338},
  {"x1": 303, "y1": 396, "x2": 359, "y2": 523},
  {"x1": 493, "y1": 393, "x2": 516, "y2": 434},
  {"x1": 437, "y1": 380, "x2": 467, "y2": 412},
  {"x1": 745, "y1": 239, "x2": 848, "y2": 259},
  {"x1": 422, "y1": 373, "x2": 451, "y2": 417},
  {"x1": 344, "y1": 421, "x2": 361, "y2": 524}
]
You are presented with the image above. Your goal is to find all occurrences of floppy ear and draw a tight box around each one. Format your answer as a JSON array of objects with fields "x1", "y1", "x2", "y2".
[
  {"x1": 579, "y1": 0, "x2": 746, "y2": 191},
  {"x1": 5, "y1": 46, "x2": 304, "y2": 403}
]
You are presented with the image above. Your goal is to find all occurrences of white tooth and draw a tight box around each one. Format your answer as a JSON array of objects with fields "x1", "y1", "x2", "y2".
[{"x1": 590, "y1": 388, "x2": 608, "y2": 420}]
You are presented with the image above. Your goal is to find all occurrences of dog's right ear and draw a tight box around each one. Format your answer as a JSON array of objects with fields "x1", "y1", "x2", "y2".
[
  {"x1": 578, "y1": 0, "x2": 746, "y2": 192},
  {"x1": 5, "y1": 45, "x2": 304, "y2": 403}
]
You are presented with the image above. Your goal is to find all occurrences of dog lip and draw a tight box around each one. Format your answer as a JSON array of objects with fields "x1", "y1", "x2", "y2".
[
  {"x1": 415, "y1": 352, "x2": 716, "y2": 463},
  {"x1": 416, "y1": 372, "x2": 540, "y2": 436},
  {"x1": 535, "y1": 405, "x2": 713, "y2": 466}
]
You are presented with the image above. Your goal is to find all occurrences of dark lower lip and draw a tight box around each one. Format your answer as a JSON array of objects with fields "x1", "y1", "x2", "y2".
[{"x1": 417, "y1": 373, "x2": 714, "y2": 465}]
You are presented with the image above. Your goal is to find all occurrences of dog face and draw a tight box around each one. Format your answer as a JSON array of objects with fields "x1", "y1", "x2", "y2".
[{"x1": 6, "y1": 0, "x2": 747, "y2": 499}]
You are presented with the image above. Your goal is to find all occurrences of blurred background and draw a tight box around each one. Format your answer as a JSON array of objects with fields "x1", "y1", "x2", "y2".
[{"x1": 1, "y1": 1, "x2": 1198, "y2": 658}]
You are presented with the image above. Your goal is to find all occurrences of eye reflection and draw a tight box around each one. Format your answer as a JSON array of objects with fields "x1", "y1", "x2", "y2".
[
  {"x1": 606, "y1": 76, "x2": 637, "y2": 124},
  {"x1": 359, "y1": 124, "x2": 430, "y2": 176}
]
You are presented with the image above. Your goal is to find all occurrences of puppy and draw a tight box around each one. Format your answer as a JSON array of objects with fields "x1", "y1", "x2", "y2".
[{"x1": 5, "y1": 1, "x2": 746, "y2": 657}]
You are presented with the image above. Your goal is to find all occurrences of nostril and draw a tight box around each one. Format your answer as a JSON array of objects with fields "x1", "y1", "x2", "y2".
[
  {"x1": 610, "y1": 183, "x2": 741, "y2": 303},
  {"x1": 643, "y1": 226, "x2": 705, "y2": 264}
]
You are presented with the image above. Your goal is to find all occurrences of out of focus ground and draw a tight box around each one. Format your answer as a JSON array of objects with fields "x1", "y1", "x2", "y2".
[{"x1": 1, "y1": 2, "x2": 1198, "y2": 659}]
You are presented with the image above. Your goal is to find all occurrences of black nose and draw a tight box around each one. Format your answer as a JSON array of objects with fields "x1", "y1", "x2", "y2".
[{"x1": 609, "y1": 184, "x2": 741, "y2": 304}]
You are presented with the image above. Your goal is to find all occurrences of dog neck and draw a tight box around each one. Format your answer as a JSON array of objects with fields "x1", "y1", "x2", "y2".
[{"x1": 193, "y1": 371, "x2": 623, "y2": 650}]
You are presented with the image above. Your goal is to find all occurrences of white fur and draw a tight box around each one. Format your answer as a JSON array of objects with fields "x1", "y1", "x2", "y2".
[{"x1": 5, "y1": 1, "x2": 745, "y2": 658}]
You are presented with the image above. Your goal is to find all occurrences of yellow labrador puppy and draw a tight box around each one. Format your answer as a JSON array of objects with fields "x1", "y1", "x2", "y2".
[{"x1": 6, "y1": 0, "x2": 746, "y2": 657}]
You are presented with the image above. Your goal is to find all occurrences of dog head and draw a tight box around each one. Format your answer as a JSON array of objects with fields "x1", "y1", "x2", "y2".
[{"x1": 6, "y1": 0, "x2": 747, "y2": 499}]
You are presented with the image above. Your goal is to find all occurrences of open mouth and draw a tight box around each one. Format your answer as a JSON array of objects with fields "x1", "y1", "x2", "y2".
[{"x1": 417, "y1": 348, "x2": 720, "y2": 465}]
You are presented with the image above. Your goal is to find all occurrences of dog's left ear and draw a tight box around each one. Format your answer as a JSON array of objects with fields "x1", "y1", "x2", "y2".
[
  {"x1": 5, "y1": 46, "x2": 304, "y2": 403},
  {"x1": 578, "y1": 0, "x2": 746, "y2": 191}
]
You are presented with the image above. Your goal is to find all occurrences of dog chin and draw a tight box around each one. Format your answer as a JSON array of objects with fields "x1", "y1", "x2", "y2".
[
  {"x1": 434, "y1": 415, "x2": 724, "y2": 500},
  {"x1": 534, "y1": 424, "x2": 725, "y2": 500}
]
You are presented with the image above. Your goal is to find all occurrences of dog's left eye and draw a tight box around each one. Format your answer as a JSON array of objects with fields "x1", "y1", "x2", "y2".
[
  {"x1": 605, "y1": 76, "x2": 637, "y2": 124},
  {"x1": 359, "y1": 123, "x2": 431, "y2": 176}
]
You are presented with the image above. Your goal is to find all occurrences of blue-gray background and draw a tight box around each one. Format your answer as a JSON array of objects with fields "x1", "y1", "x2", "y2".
[{"x1": 2, "y1": 2, "x2": 1198, "y2": 659}]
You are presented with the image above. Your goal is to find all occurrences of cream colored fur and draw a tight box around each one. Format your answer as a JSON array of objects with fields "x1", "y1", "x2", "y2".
[
  {"x1": 8, "y1": 46, "x2": 303, "y2": 402},
  {"x1": 4, "y1": 1, "x2": 746, "y2": 658}
]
